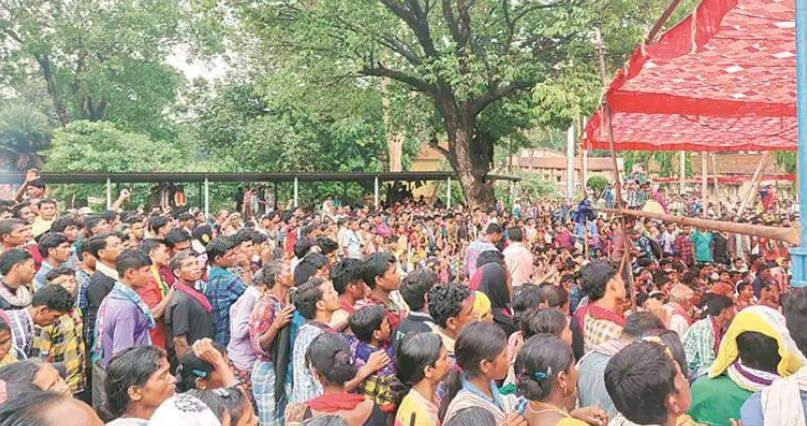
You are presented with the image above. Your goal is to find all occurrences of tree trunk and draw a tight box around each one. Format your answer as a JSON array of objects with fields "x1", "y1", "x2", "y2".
[
  {"x1": 36, "y1": 54, "x2": 70, "y2": 126},
  {"x1": 444, "y1": 117, "x2": 494, "y2": 209}
]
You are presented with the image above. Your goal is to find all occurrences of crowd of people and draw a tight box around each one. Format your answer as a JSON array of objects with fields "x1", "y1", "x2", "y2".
[{"x1": 0, "y1": 169, "x2": 806, "y2": 426}]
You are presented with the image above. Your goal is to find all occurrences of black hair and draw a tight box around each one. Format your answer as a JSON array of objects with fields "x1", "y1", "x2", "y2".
[
  {"x1": 148, "y1": 216, "x2": 170, "y2": 235},
  {"x1": 394, "y1": 332, "x2": 443, "y2": 407},
  {"x1": 294, "y1": 277, "x2": 327, "y2": 320},
  {"x1": 512, "y1": 285, "x2": 546, "y2": 327},
  {"x1": 206, "y1": 237, "x2": 235, "y2": 265},
  {"x1": 187, "y1": 387, "x2": 248, "y2": 424},
  {"x1": 178, "y1": 342, "x2": 227, "y2": 392},
  {"x1": 115, "y1": 249, "x2": 152, "y2": 277},
  {"x1": 0, "y1": 391, "x2": 72, "y2": 426},
  {"x1": 87, "y1": 233, "x2": 114, "y2": 259},
  {"x1": 306, "y1": 332, "x2": 357, "y2": 387},
  {"x1": 293, "y1": 238, "x2": 314, "y2": 259},
  {"x1": 0, "y1": 219, "x2": 25, "y2": 243},
  {"x1": 50, "y1": 216, "x2": 78, "y2": 234},
  {"x1": 315, "y1": 237, "x2": 338, "y2": 256},
  {"x1": 329, "y1": 258, "x2": 364, "y2": 295},
  {"x1": 401, "y1": 269, "x2": 439, "y2": 312},
  {"x1": 622, "y1": 311, "x2": 666, "y2": 338},
  {"x1": 440, "y1": 321, "x2": 507, "y2": 421},
  {"x1": 737, "y1": 281, "x2": 751, "y2": 293},
  {"x1": 140, "y1": 239, "x2": 166, "y2": 257},
  {"x1": 101, "y1": 210, "x2": 119, "y2": 223},
  {"x1": 301, "y1": 416, "x2": 348, "y2": 426},
  {"x1": 31, "y1": 285, "x2": 73, "y2": 312},
  {"x1": 85, "y1": 216, "x2": 107, "y2": 235},
  {"x1": 475, "y1": 250, "x2": 504, "y2": 268},
  {"x1": 256, "y1": 259, "x2": 285, "y2": 290},
  {"x1": 178, "y1": 213, "x2": 194, "y2": 222},
  {"x1": 168, "y1": 250, "x2": 196, "y2": 275},
  {"x1": 642, "y1": 329, "x2": 689, "y2": 378},
  {"x1": 521, "y1": 308, "x2": 568, "y2": 340},
  {"x1": 485, "y1": 223, "x2": 502, "y2": 235},
  {"x1": 515, "y1": 333, "x2": 575, "y2": 401},
  {"x1": 605, "y1": 341, "x2": 678, "y2": 425},
  {"x1": 736, "y1": 331, "x2": 781, "y2": 373},
  {"x1": 428, "y1": 283, "x2": 472, "y2": 329},
  {"x1": 233, "y1": 228, "x2": 256, "y2": 246},
  {"x1": 681, "y1": 271, "x2": 696, "y2": 286},
  {"x1": 580, "y1": 260, "x2": 618, "y2": 302},
  {"x1": 540, "y1": 284, "x2": 568, "y2": 310},
  {"x1": 443, "y1": 407, "x2": 496, "y2": 426},
  {"x1": 508, "y1": 227, "x2": 523, "y2": 243},
  {"x1": 11, "y1": 204, "x2": 31, "y2": 220},
  {"x1": 294, "y1": 252, "x2": 328, "y2": 287},
  {"x1": 705, "y1": 294, "x2": 734, "y2": 317},
  {"x1": 361, "y1": 252, "x2": 396, "y2": 289},
  {"x1": 102, "y1": 346, "x2": 167, "y2": 421},
  {"x1": 783, "y1": 287, "x2": 807, "y2": 356},
  {"x1": 349, "y1": 305, "x2": 386, "y2": 344},
  {"x1": 164, "y1": 228, "x2": 191, "y2": 249},
  {"x1": 0, "y1": 249, "x2": 32, "y2": 276},
  {"x1": 0, "y1": 359, "x2": 47, "y2": 388},
  {"x1": 44, "y1": 267, "x2": 75, "y2": 285}
]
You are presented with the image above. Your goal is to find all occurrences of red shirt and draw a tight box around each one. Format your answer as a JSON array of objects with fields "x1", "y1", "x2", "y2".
[{"x1": 136, "y1": 276, "x2": 167, "y2": 349}]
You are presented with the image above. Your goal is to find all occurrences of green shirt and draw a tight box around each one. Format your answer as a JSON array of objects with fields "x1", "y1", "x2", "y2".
[
  {"x1": 692, "y1": 231, "x2": 713, "y2": 263},
  {"x1": 688, "y1": 374, "x2": 752, "y2": 426}
]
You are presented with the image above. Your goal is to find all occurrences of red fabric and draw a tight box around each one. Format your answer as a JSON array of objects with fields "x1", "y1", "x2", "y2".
[
  {"x1": 653, "y1": 174, "x2": 795, "y2": 184},
  {"x1": 339, "y1": 299, "x2": 356, "y2": 315},
  {"x1": 174, "y1": 282, "x2": 212, "y2": 314},
  {"x1": 158, "y1": 265, "x2": 176, "y2": 288},
  {"x1": 306, "y1": 393, "x2": 366, "y2": 412},
  {"x1": 668, "y1": 302, "x2": 693, "y2": 326},
  {"x1": 576, "y1": 304, "x2": 625, "y2": 331},
  {"x1": 585, "y1": 0, "x2": 796, "y2": 152},
  {"x1": 136, "y1": 278, "x2": 167, "y2": 349}
]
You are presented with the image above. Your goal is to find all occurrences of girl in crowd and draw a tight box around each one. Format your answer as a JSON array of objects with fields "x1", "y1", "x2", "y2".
[
  {"x1": 0, "y1": 319, "x2": 15, "y2": 366},
  {"x1": 103, "y1": 346, "x2": 176, "y2": 426},
  {"x1": 477, "y1": 263, "x2": 517, "y2": 336},
  {"x1": 394, "y1": 332, "x2": 452, "y2": 426},
  {"x1": 515, "y1": 334, "x2": 607, "y2": 426},
  {"x1": 521, "y1": 308, "x2": 572, "y2": 345},
  {"x1": 285, "y1": 332, "x2": 385, "y2": 426},
  {"x1": 440, "y1": 321, "x2": 522, "y2": 425}
]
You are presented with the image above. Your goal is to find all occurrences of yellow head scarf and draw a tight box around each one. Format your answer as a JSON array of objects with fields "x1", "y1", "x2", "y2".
[
  {"x1": 709, "y1": 306, "x2": 804, "y2": 379},
  {"x1": 473, "y1": 291, "x2": 492, "y2": 321}
]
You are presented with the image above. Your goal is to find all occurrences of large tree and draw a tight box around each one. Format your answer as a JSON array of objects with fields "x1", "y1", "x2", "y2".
[{"x1": 230, "y1": 0, "x2": 670, "y2": 207}]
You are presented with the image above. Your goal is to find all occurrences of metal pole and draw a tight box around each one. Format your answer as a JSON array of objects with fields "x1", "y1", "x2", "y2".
[
  {"x1": 792, "y1": 0, "x2": 807, "y2": 287},
  {"x1": 566, "y1": 125, "x2": 575, "y2": 200},
  {"x1": 447, "y1": 177, "x2": 452, "y2": 209},
  {"x1": 293, "y1": 177, "x2": 299, "y2": 208},
  {"x1": 701, "y1": 152, "x2": 708, "y2": 208},
  {"x1": 374, "y1": 176, "x2": 380, "y2": 209},
  {"x1": 679, "y1": 151, "x2": 686, "y2": 195},
  {"x1": 711, "y1": 153, "x2": 720, "y2": 215},
  {"x1": 582, "y1": 149, "x2": 589, "y2": 194},
  {"x1": 204, "y1": 178, "x2": 209, "y2": 218},
  {"x1": 106, "y1": 178, "x2": 112, "y2": 209}
]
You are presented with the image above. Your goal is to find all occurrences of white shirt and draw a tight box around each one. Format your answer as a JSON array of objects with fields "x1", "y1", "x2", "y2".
[{"x1": 503, "y1": 242, "x2": 534, "y2": 287}]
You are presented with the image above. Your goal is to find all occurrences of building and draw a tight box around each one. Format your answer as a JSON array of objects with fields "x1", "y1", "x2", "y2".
[{"x1": 514, "y1": 149, "x2": 620, "y2": 193}]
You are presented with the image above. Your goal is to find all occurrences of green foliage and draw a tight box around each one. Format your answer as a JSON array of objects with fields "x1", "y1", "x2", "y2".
[
  {"x1": 775, "y1": 152, "x2": 796, "y2": 174},
  {"x1": 0, "y1": 102, "x2": 52, "y2": 171},
  {"x1": 587, "y1": 175, "x2": 609, "y2": 193},
  {"x1": 517, "y1": 174, "x2": 561, "y2": 202}
]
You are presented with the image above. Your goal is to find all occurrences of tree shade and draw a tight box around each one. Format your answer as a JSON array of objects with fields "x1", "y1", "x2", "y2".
[{"x1": 585, "y1": 0, "x2": 796, "y2": 152}]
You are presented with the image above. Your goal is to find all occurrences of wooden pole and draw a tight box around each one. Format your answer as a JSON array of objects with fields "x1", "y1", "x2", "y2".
[
  {"x1": 701, "y1": 152, "x2": 708, "y2": 208},
  {"x1": 739, "y1": 152, "x2": 769, "y2": 215},
  {"x1": 602, "y1": 207, "x2": 800, "y2": 245},
  {"x1": 595, "y1": 29, "x2": 637, "y2": 310}
]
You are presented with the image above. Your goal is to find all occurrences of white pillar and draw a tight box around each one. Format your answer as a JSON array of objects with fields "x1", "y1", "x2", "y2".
[
  {"x1": 566, "y1": 125, "x2": 575, "y2": 200},
  {"x1": 582, "y1": 149, "x2": 589, "y2": 192},
  {"x1": 293, "y1": 177, "x2": 299, "y2": 208},
  {"x1": 106, "y1": 178, "x2": 112, "y2": 209},
  {"x1": 204, "y1": 178, "x2": 209, "y2": 218},
  {"x1": 374, "y1": 176, "x2": 380, "y2": 208},
  {"x1": 447, "y1": 177, "x2": 452, "y2": 209}
]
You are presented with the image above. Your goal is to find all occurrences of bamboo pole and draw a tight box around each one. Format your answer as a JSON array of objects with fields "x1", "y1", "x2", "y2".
[
  {"x1": 739, "y1": 152, "x2": 769, "y2": 215},
  {"x1": 595, "y1": 29, "x2": 637, "y2": 310},
  {"x1": 601, "y1": 207, "x2": 799, "y2": 245}
]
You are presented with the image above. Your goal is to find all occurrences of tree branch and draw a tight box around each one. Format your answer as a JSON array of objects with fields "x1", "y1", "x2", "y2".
[
  {"x1": 361, "y1": 64, "x2": 436, "y2": 95},
  {"x1": 379, "y1": 0, "x2": 438, "y2": 57},
  {"x1": 470, "y1": 80, "x2": 535, "y2": 117}
]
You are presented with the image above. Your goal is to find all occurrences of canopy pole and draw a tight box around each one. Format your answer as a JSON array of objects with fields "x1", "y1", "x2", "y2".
[
  {"x1": 679, "y1": 151, "x2": 686, "y2": 195},
  {"x1": 447, "y1": 177, "x2": 452, "y2": 209},
  {"x1": 792, "y1": 0, "x2": 807, "y2": 287},
  {"x1": 374, "y1": 176, "x2": 380, "y2": 209},
  {"x1": 204, "y1": 178, "x2": 209, "y2": 218},
  {"x1": 701, "y1": 152, "x2": 708, "y2": 208},
  {"x1": 293, "y1": 177, "x2": 299, "y2": 208},
  {"x1": 711, "y1": 153, "x2": 720, "y2": 215},
  {"x1": 739, "y1": 152, "x2": 769, "y2": 215},
  {"x1": 595, "y1": 28, "x2": 637, "y2": 310},
  {"x1": 566, "y1": 125, "x2": 575, "y2": 201},
  {"x1": 106, "y1": 178, "x2": 112, "y2": 209}
]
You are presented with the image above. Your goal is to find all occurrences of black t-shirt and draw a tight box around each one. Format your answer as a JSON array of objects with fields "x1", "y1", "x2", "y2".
[
  {"x1": 165, "y1": 290, "x2": 214, "y2": 348},
  {"x1": 85, "y1": 272, "x2": 115, "y2": 348},
  {"x1": 393, "y1": 312, "x2": 435, "y2": 352}
]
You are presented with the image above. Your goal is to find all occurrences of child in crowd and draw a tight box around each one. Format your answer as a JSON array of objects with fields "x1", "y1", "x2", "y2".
[{"x1": 349, "y1": 305, "x2": 398, "y2": 414}]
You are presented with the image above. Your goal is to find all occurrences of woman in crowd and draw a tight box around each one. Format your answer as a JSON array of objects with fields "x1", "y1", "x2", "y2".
[
  {"x1": 285, "y1": 332, "x2": 385, "y2": 426},
  {"x1": 440, "y1": 321, "x2": 522, "y2": 425},
  {"x1": 477, "y1": 263, "x2": 517, "y2": 336},
  {"x1": 515, "y1": 334, "x2": 607, "y2": 426},
  {"x1": 103, "y1": 346, "x2": 176, "y2": 426},
  {"x1": 394, "y1": 332, "x2": 452, "y2": 426}
]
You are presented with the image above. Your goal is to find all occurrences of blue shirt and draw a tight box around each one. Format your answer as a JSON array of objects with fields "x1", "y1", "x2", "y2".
[
  {"x1": 741, "y1": 390, "x2": 807, "y2": 426},
  {"x1": 204, "y1": 267, "x2": 248, "y2": 345}
]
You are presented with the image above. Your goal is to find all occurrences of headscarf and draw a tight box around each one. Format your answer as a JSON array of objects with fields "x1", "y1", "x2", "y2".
[
  {"x1": 478, "y1": 263, "x2": 516, "y2": 336},
  {"x1": 148, "y1": 394, "x2": 221, "y2": 426},
  {"x1": 709, "y1": 306, "x2": 804, "y2": 384},
  {"x1": 473, "y1": 291, "x2": 491, "y2": 320}
]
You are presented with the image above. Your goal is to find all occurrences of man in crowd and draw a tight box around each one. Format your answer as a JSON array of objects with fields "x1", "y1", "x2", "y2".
[
  {"x1": 0, "y1": 249, "x2": 35, "y2": 310},
  {"x1": 503, "y1": 226, "x2": 533, "y2": 287},
  {"x1": 205, "y1": 236, "x2": 249, "y2": 345},
  {"x1": 34, "y1": 232, "x2": 72, "y2": 290},
  {"x1": 572, "y1": 260, "x2": 626, "y2": 359},
  {"x1": 682, "y1": 294, "x2": 735, "y2": 376},
  {"x1": 463, "y1": 222, "x2": 502, "y2": 278}
]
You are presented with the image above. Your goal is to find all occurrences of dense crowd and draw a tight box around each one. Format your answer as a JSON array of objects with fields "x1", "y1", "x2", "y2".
[{"x1": 0, "y1": 169, "x2": 805, "y2": 426}]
